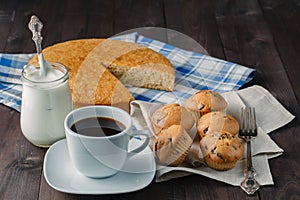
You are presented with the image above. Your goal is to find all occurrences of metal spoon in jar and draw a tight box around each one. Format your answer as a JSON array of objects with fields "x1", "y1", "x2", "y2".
[{"x1": 28, "y1": 15, "x2": 52, "y2": 77}]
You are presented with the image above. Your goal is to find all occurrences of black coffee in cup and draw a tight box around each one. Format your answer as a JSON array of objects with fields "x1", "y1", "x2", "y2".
[{"x1": 70, "y1": 117, "x2": 126, "y2": 137}]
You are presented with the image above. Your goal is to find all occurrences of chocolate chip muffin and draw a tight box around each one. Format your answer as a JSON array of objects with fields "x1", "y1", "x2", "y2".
[
  {"x1": 200, "y1": 131, "x2": 244, "y2": 171},
  {"x1": 153, "y1": 125, "x2": 193, "y2": 166}
]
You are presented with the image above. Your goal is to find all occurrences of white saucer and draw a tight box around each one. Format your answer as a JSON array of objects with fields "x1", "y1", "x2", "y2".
[{"x1": 43, "y1": 139, "x2": 156, "y2": 194}]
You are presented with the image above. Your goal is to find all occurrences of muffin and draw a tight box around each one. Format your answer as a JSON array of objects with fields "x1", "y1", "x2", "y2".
[
  {"x1": 200, "y1": 131, "x2": 244, "y2": 171},
  {"x1": 185, "y1": 90, "x2": 227, "y2": 116},
  {"x1": 151, "y1": 103, "x2": 195, "y2": 135},
  {"x1": 197, "y1": 111, "x2": 239, "y2": 138},
  {"x1": 153, "y1": 125, "x2": 193, "y2": 166}
]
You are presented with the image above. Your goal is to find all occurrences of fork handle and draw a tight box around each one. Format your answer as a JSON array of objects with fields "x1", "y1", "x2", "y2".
[
  {"x1": 245, "y1": 139, "x2": 256, "y2": 176},
  {"x1": 241, "y1": 139, "x2": 260, "y2": 195}
]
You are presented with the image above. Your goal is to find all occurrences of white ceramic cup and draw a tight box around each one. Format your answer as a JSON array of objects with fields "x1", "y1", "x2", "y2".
[{"x1": 64, "y1": 105, "x2": 150, "y2": 178}]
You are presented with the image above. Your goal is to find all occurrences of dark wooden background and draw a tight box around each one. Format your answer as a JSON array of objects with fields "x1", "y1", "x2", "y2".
[{"x1": 0, "y1": 0, "x2": 299, "y2": 199}]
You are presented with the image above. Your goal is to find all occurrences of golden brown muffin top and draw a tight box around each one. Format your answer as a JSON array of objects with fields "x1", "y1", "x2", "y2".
[
  {"x1": 185, "y1": 90, "x2": 227, "y2": 115},
  {"x1": 197, "y1": 111, "x2": 240, "y2": 138},
  {"x1": 151, "y1": 103, "x2": 195, "y2": 134}
]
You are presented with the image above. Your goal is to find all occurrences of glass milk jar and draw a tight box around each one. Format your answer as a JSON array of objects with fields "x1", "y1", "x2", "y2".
[{"x1": 20, "y1": 62, "x2": 73, "y2": 147}]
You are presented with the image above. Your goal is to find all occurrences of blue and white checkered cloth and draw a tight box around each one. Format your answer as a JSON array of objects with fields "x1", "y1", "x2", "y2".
[{"x1": 0, "y1": 33, "x2": 255, "y2": 112}]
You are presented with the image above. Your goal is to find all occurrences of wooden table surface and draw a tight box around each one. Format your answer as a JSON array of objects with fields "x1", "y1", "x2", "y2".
[{"x1": 1, "y1": 0, "x2": 299, "y2": 199}]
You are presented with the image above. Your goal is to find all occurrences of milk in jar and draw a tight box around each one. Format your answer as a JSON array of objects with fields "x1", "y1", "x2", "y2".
[{"x1": 20, "y1": 62, "x2": 73, "y2": 147}]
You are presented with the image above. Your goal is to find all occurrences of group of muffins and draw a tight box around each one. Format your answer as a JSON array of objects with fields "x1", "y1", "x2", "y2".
[{"x1": 151, "y1": 90, "x2": 244, "y2": 171}]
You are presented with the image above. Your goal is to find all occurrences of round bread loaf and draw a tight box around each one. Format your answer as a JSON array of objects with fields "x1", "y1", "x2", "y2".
[
  {"x1": 197, "y1": 111, "x2": 239, "y2": 138},
  {"x1": 185, "y1": 90, "x2": 227, "y2": 116},
  {"x1": 200, "y1": 131, "x2": 244, "y2": 171},
  {"x1": 29, "y1": 39, "x2": 175, "y2": 111},
  {"x1": 151, "y1": 103, "x2": 195, "y2": 134},
  {"x1": 153, "y1": 125, "x2": 193, "y2": 166}
]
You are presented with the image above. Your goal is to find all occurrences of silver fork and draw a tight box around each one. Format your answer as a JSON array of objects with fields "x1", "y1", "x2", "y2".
[{"x1": 239, "y1": 107, "x2": 260, "y2": 195}]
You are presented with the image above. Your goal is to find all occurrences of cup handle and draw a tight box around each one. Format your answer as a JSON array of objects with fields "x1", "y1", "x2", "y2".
[{"x1": 127, "y1": 130, "x2": 150, "y2": 159}]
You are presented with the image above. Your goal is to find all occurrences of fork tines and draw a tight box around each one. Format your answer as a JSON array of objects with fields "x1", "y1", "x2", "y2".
[{"x1": 239, "y1": 107, "x2": 257, "y2": 137}]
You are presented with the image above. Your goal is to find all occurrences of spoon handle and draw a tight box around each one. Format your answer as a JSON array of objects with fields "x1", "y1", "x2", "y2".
[
  {"x1": 28, "y1": 15, "x2": 43, "y2": 54},
  {"x1": 28, "y1": 15, "x2": 49, "y2": 76}
]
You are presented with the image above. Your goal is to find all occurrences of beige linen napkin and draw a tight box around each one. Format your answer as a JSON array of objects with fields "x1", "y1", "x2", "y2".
[{"x1": 130, "y1": 85, "x2": 294, "y2": 186}]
